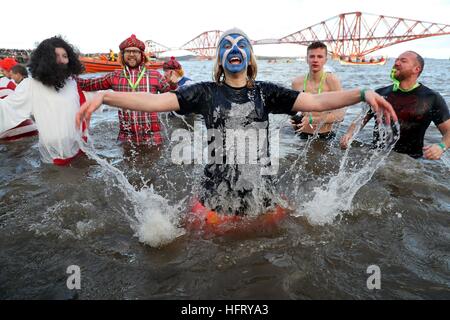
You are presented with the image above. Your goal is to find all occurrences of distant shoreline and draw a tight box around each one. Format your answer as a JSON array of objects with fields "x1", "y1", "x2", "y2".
[{"x1": 1, "y1": 48, "x2": 447, "y2": 62}]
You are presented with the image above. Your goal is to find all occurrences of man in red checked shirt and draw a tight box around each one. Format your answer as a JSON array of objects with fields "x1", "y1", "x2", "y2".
[{"x1": 77, "y1": 34, "x2": 170, "y2": 145}]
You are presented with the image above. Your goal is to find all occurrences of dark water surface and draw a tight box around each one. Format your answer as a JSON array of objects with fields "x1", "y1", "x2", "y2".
[{"x1": 1, "y1": 59, "x2": 449, "y2": 299}]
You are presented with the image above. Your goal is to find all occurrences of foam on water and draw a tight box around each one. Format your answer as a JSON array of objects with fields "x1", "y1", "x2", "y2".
[
  {"x1": 295, "y1": 114, "x2": 400, "y2": 225},
  {"x1": 133, "y1": 185, "x2": 185, "y2": 247},
  {"x1": 79, "y1": 136, "x2": 185, "y2": 247}
]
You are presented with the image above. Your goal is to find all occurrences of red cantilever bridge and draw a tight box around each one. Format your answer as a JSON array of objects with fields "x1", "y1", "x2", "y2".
[{"x1": 145, "y1": 12, "x2": 450, "y2": 59}]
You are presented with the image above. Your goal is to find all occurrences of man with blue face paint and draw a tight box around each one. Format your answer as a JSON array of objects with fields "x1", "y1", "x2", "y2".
[
  {"x1": 218, "y1": 33, "x2": 252, "y2": 74},
  {"x1": 212, "y1": 28, "x2": 257, "y2": 88},
  {"x1": 77, "y1": 28, "x2": 397, "y2": 221}
]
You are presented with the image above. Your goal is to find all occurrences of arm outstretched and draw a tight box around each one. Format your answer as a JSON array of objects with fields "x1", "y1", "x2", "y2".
[{"x1": 76, "y1": 91, "x2": 180, "y2": 129}]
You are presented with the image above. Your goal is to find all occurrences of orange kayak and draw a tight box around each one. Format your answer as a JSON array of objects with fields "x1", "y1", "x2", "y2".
[{"x1": 79, "y1": 56, "x2": 164, "y2": 74}]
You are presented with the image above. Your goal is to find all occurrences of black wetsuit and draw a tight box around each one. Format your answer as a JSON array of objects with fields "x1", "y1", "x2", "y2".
[
  {"x1": 366, "y1": 84, "x2": 450, "y2": 158},
  {"x1": 174, "y1": 81, "x2": 299, "y2": 215}
]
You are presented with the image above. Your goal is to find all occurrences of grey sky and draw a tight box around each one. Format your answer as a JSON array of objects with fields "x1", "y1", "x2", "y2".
[{"x1": 3, "y1": 0, "x2": 450, "y2": 58}]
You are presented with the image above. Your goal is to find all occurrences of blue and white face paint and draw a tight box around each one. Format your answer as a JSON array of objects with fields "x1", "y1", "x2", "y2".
[{"x1": 219, "y1": 33, "x2": 252, "y2": 74}]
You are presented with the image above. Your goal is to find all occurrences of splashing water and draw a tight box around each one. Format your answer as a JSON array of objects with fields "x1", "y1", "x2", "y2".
[
  {"x1": 441, "y1": 152, "x2": 450, "y2": 171},
  {"x1": 78, "y1": 135, "x2": 185, "y2": 247},
  {"x1": 296, "y1": 109, "x2": 400, "y2": 225},
  {"x1": 278, "y1": 112, "x2": 340, "y2": 194}
]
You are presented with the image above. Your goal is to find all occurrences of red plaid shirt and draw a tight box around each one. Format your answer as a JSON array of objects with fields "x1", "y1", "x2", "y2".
[{"x1": 77, "y1": 65, "x2": 170, "y2": 145}]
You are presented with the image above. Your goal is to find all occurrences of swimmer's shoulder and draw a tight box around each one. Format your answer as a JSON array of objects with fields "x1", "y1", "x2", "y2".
[
  {"x1": 324, "y1": 72, "x2": 342, "y2": 91},
  {"x1": 291, "y1": 75, "x2": 305, "y2": 90}
]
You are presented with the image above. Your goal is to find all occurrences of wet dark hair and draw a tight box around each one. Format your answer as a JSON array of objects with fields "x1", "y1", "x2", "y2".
[
  {"x1": 11, "y1": 64, "x2": 28, "y2": 77},
  {"x1": 307, "y1": 41, "x2": 328, "y2": 54},
  {"x1": 28, "y1": 36, "x2": 84, "y2": 91}
]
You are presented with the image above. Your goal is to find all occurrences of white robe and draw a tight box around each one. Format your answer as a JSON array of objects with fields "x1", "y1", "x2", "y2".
[
  {"x1": 0, "y1": 77, "x2": 15, "y2": 98},
  {"x1": 0, "y1": 77, "x2": 84, "y2": 164}
]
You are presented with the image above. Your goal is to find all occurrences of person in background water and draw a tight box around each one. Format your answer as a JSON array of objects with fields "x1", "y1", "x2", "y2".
[
  {"x1": 77, "y1": 34, "x2": 170, "y2": 146},
  {"x1": 10, "y1": 64, "x2": 28, "y2": 84},
  {"x1": 0, "y1": 58, "x2": 37, "y2": 142},
  {"x1": 0, "y1": 36, "x2": 86, "y2": 163},
  {"x1": 162, "y1": 56, "x2": 193, "y2": 120},
  {"x1": 0, "y1": 57, "x2": 18, "y2": 98},
  {"x1": 340, "y1": 51, "x2": 450, "y2": 160},
  {"x1": 76, "y1": 28, "x2": 397, "y2": 217},
  {"x1": 162, "y1": 56, "x2": 193, "y2": 90},
  {"x1": 291, "y1": 42, "x2": 344, "y2": 140}
]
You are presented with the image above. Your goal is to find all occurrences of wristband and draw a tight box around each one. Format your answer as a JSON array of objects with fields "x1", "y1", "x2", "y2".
[
  {"x1": 438, "y1": 142, "x2": 447, "y2": 152},
  {"x1": 309, "y1": 114, "x2": 313, "y2": 125},
  {"x1": 360, "y1": 88, "x2": 368, "y2": 102}
]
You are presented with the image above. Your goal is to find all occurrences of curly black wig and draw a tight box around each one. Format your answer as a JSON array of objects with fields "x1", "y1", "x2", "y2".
[{"x1": 28, "y1": 36, "x2": 84, "y2": 91}]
